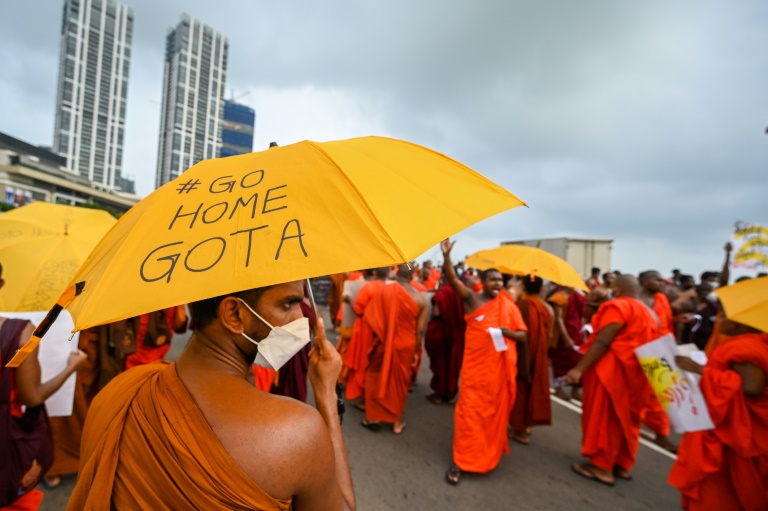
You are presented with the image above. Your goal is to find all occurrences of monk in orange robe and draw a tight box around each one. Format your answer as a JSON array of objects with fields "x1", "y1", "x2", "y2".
[
  {"x1": 67, "y1": 282, "x2": 356, "y2": 510},
  {"x1": 46, "y1": 320, "x2": 135, "y2": 484},
  {"x1": 440, "y1": 239, "x2": 528, "y2": 485},
  {"x1": 124, "y1": 305, "x2": 188, "y2": 370},
  {"x1": 328, "y1": 272, "x2": 348, "y2": 329},
  {"x1": 343, "y1": 267, "x2": 389, "y2": 408},
  {"x1": 670, "y1": 320, "x2": 768, "y2": 510},
  {"x1": 509, "y1": 276, "x2": 554, "y2": 445},
  {"x1": 409, "y1": 276, "x2": 427, "y2": 386},
  {"x1": 361, "y1": 265, "x2": 427, "y2": 434},
  {"x1": 638, "y1": 270, "x2": 677, "y2": 453},
  {"x1": 421, "y1": 261, "x2": 440, "y2": 291},
  {"x1": 337, "y1": 270, "x2": 372, "y2": 384},
  {"x1": 566, "y1": 275, "x2": 657, "y2": 485}
]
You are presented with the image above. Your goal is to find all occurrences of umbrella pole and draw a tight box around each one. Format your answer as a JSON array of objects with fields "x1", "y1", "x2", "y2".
[{"x1": 304, "y1": 278, "x2": 345, "y2": 424}]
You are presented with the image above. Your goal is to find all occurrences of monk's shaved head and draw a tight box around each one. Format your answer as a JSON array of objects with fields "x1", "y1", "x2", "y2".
[
  {"x1": 397, "y1": 263, "x2": 415, "y2": 280},
  {"x1": 374, "y1": 267, "x2": 390, "y2": 279},
  {"x1": 613, "y1": 275, "x2": 640, "y2": 298},
  {"x1": 638, "y1": 270, "x2": 664, "y2": 293}
]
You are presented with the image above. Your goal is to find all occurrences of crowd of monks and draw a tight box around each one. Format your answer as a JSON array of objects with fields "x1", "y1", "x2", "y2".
[
  {"x1": 2, "y1": 241, "x2": 767, "y2": 510},
  {"x1": 326, "y1": 240, "x2": 767, "y2": 509}
]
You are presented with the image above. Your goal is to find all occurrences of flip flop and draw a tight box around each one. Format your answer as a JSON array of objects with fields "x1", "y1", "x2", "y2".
[
  {"x1": 511, "y1": 433, "x2": 530, "y2": 446},
  {"x1": 445, "y1": 465, "x2": 461, "y2": 486},
  {"x1": 613, "y1": 468, "x2": 633, "y2": 481},
  {"x1": 361, "y1": 419, "x2": 381, "y2": 432},
  {"x1": 425, "y1": 393, "x2": 443, "y2": 405},
  {"x1": 571, "y1": 463, "x2": 615, "y2": 487},
  {"x1": 393, "y1": 422, "x2": 406, "y2": 435},
  {"x1": 42, "y1": 476, "x2": 62, "y2": 489}
]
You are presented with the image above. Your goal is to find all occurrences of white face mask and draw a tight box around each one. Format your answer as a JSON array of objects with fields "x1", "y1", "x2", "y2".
[{"x1": 237, "y1": 298, "x2": 311, "y2": 371}]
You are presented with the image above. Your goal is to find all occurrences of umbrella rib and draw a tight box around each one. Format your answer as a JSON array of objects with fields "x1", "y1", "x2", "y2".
[{"x1": 304, "y1": 140, "x2": 409, "y2": 264}]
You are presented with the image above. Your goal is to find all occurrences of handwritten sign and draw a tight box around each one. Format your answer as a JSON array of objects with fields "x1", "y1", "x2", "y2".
[
  {"x1": 732, "y1": 221, "x2": 768, "y2": 270},
  {"x1": 139, "y1": 170, "x2": 309, "y2": 285},
  {"x1": 635, "y1": 334, "x2": 714, "y2": 434}
]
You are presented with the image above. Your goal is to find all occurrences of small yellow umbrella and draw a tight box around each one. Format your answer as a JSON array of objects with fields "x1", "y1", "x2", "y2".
[
  {"x1": 0, "y1": 202, "x2": 116, "y2": 311},
  {"x1": 714, "y1": 277, "x2": 768, "y2": 333},
  {"x1": 7, "y1": 136, "x2": 525, "y2": 366},
  {"x1": 465, "y1": 245, "x2": 589, "y2": 292}
]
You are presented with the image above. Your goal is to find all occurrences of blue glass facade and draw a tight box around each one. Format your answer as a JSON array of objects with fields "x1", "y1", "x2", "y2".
[{"x1": 219, "y1": 101, "x2": 255, "y2": 157}]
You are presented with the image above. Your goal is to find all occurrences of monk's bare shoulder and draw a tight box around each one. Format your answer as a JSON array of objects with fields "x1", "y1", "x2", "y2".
[{"x1": 206, "y1": 379, "x2": 332, "y2": 499}]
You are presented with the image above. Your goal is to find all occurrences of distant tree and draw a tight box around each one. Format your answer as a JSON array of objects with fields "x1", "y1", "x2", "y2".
[{"x1": 77, "y1": 201, "x2": 121, "y2": 219}]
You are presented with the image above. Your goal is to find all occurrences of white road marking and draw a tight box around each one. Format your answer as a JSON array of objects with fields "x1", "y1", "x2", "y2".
[{"x1": 549, "y1": 389, "x2": 678, "y2": 461}]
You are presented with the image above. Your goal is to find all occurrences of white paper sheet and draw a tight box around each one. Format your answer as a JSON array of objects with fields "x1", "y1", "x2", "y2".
[
  {"x1": 488, "y1": 327, "x2": 507, "y2": 352},
  {"x1": 1, "y1": 310, "x2": 78, "y2": 417}
]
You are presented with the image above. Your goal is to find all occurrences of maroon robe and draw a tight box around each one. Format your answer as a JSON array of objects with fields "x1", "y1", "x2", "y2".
[
  {"x1": 424, "y1": 284, "x2": 465, "y2": 401},
  {"x1": 548, "y1": 289, "x2": 586, "y2": 378}
]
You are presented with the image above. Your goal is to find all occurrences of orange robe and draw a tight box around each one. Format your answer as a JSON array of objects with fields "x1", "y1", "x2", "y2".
[
  {"x1": 453, "y1": 293, "x2": 527, "y2": 473},
  {"x1": 669, "y1": 333, "x2": 768, "y2": 511},
  {"x1": 641, "y1": 292, "x2": 674, "y2": 437},
  {"x1": 580, "y1": 297, "x2": 656, "y2": 472},
  {"x1": 424, "y1": 268, "x2": 440, "y2": 291},
  {"x1": 253, "y1": 365, "x2": 277, "y2": 392},
  {"x1": 343, "y1": 280, "x2": 386, "y2": 401},
  {"x1": 364, "y1": 284, "x2": 420, "y2": 423},
  {"x1": 510, "y1": 296, "x2": 553, "y2": 430},
  {"x1": 68, "y1": 363, "x2": 291, "y2": 511},
  {"x1": 124, "y1": 306, "x2": 187, "y2": 370},
  {"x1": 410, "y1": 280, "x2": 427, "y2": 292},
  {"x1": 1, "y1": 489, "x2": 44, "y2": 511}
]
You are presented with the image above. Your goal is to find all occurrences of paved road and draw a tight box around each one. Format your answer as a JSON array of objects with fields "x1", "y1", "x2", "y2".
[{"x1": 40, "y1": 308, "x2": 682, "y2": 510}]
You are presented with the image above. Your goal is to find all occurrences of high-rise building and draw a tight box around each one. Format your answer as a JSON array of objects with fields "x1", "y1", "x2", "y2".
[
  {"x1": 53, "y1": 0, "x2": 133, "y2": 191},
  {"x1": 155, "y1": 14, "x2": 228, "y2": 188},
  {"x1": 220, "y1": 100, "x2": 255, "y2": 157}
]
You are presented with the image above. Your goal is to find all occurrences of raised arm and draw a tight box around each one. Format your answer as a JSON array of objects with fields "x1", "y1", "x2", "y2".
[
  {"x1": 15, "y1": 322, "x2": 88, "y2": 408},
  {"x1": 719, "y1": 242, "x2": 732, "y2": 287},
  {"x1": 440, "y1": 239, "x2": 473, "y2": 304}
]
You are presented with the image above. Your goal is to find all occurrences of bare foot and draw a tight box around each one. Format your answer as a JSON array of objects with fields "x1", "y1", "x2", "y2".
[{"x1": 393, "y1": 421, "x2": 407, "y2": 435}]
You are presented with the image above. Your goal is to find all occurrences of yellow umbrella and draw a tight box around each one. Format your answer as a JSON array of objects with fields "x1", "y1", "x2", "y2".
[
  {"x1": 465, "y1": 245, "x2": 589, "y2": 292},
  {"x1": 7, "y1": 136, "x2": 525, "y2": 366},
  {"x1": 0, "y1": 202, "x2": 116, "y2": 311},
  {"x1": 714, "y1": 277, "x2": 768, "y2": 333}
]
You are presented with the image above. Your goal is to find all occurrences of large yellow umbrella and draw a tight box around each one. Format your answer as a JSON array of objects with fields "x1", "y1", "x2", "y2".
[
  {"x1": 0, "y1": 202, "x2": 116, "y2": 311},
  {"x1": 465, "y1": 245, "x2": 589, "y2": 292},
  {"x1": 7, "y1": 136, "x2": 525, "y2": 366},
  {"x1": 714, "y1": 277, "x2": 768, "y2": 333}
]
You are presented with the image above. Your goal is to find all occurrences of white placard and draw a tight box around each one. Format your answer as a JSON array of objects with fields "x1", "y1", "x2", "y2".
[
  {"x1": 488, "y1": 327, "x2": 507, "y2": 352},
  {"x1": 1, "y1": 310, "x2": 78, "y2": 417},
  {"x1": 635, "y1": 334, "x2": 714, "y2": 434},
  {"x1": 341, "y1": 280, "x2": 365, "y2": 328}
]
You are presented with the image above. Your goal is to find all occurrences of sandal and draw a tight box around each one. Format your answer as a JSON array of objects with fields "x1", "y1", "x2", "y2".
[
  {"x1": 361, "y1": 419, "x2": 380, "y2": 432},
  {"x1": 445, "y1": 465, "x2": 461, "y2": 486},
  {"x1": 571, "y1": 463, "x2": 614, "y2": 486},
  {"x1": 613, "y1": 467, "x2": 633, "y2": 481},
  {"x1": 425, "y1": 393, "x2": 443, "y2": 405},
  {"x1": 42, "y1": 476, "x2": 62, "y2": 489}
]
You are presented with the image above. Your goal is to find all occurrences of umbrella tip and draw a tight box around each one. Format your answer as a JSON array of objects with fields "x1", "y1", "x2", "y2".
[{"x1": 269, "y1": 141, "x2": 279, "y2": 148}]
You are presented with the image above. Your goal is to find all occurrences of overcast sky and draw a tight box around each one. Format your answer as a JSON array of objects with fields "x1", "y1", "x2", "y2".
[{"x1": 1, "y1": 0, "x2": 766, "y2": 278}]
